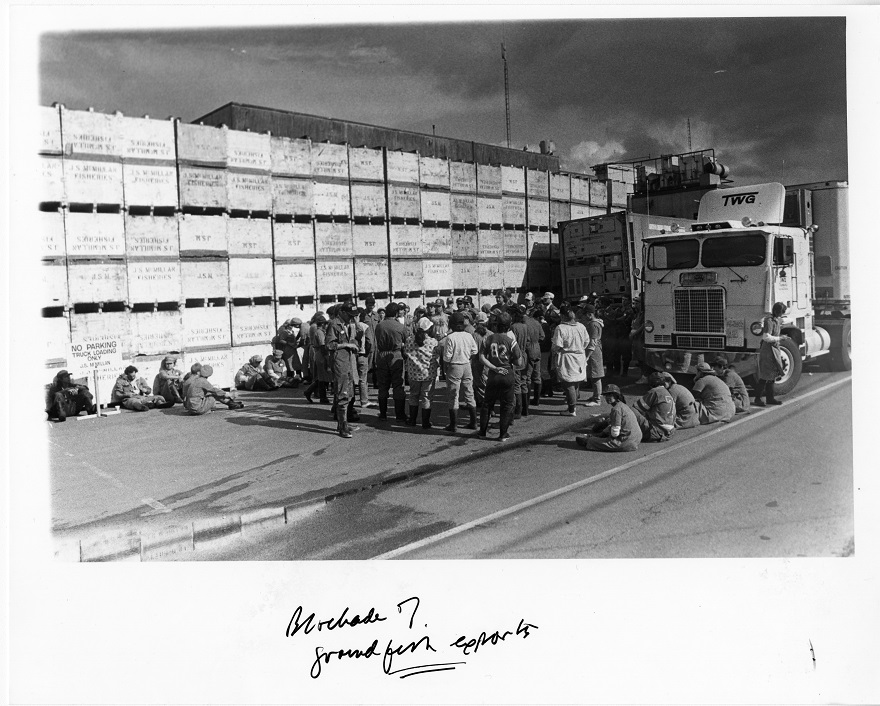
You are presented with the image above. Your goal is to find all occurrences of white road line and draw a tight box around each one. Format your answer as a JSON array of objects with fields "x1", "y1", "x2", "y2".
[{"x1": 373, "y1": 376, "x2": 852, "y2": 560}]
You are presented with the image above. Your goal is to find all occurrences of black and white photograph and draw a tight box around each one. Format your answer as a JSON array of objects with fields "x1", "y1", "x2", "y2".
[{"x1": 6, "y1": 5, "x2": 878, "y2": 704}]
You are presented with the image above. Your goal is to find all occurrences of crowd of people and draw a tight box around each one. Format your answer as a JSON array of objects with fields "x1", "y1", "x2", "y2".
[{"x1": 45, "y1": 291, "x2": 791, "y2": 453}]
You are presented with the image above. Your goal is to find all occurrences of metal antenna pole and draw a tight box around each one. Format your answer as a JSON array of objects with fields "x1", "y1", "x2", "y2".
[
  {"x1": 502, "y1": 41, "x2": 511, "y2": 148},
  {"x1": 687, "y1": 118, "x2": 692, "y2": 151}
]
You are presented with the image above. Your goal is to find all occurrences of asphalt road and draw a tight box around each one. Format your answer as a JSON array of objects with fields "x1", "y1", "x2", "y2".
[{"x1": 182, "y1": 371, "x2": 853, "y2": 560}]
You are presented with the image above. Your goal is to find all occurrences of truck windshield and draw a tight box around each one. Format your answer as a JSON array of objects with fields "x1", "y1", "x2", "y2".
[
  {"x1": 646, "y1": 239, "x2": 699, "y2": 270},
  {"x1": 701, "y1": 233, "x2": 767, "y2": 267}
]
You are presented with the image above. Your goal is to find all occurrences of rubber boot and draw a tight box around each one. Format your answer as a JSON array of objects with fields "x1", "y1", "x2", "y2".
[
  {"x1": 394, "y1": 398, "x2": 407, "y2": 421},
  {"x1": 421, "y1": 408, "x2": 433, "y2": 429},
  {"x1": 766, "y1": 382, "x2": 783, "y2": 406},
  {"x1": 478, "y1": 407, "x2": 490, "y2": 437},
  {"x1": 521, "y1": 392, "x2": 530, "y2": 417},
  {"x1": 378, "y1": 398, "x2": 388, "y2": 419},
  {"x1": 318, "y1": 382, "x2": 330, "y2": 405},
  {"x1": 444, "y1": 409, "x2": 457, "y2": 432},
  {"x1": 337, "y1": 404, "x2": 352, "y2": 438},
  {"x1": 465, "y1": 405, "x2": 478, "y2": 430},
  {"x1": 406, "y1": 405, "x2": 419, "y2": 426},
  {"x1": 753, "y1": 380, "x2": 766, "y2": 407},
  {"x1": 513, "y1": 393, "x2": 522, "y2": 420},
  {"x1": 347, "y1": 399, "x2": 360, "y2": 422},
  {"x1": 532, "y1": 383, "x2": 541, "y2": 406}
]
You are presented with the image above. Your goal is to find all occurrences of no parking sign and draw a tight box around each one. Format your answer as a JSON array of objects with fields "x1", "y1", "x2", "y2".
[{"x1": 68, "y1": 336, "x2": 123, "y2": 417}]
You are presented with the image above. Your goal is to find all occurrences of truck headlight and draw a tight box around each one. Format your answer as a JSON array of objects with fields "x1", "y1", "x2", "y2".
[
  {"x1": 644, "y1": 320, "x2": 655, "y2": 333},
  {"x1": 750, "y1": 321, "x2": 764, "y2": 335}
]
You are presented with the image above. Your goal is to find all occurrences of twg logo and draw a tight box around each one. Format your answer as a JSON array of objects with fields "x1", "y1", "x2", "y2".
[{"x1": 721, "y1": 192, "x2": 759, "y2": 207}]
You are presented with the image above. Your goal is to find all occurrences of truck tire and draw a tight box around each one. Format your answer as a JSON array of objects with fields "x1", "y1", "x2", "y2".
[
  {"x1": 773, "y1": 337, "x2": 802, "y2": 396},
  {"x1": 829, "y1": 320, "x2": 852, "y2": 372}
]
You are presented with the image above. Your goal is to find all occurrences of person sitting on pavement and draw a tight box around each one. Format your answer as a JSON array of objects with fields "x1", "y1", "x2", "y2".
[
  {"x1": 46, "y1": 369, "x2": 96, "y2": 422},
  {"x1": 182, "y1": 362, "x2": 201, "y2": 384},
  {"x1": 152, "y1": 355, "x2": 185, "y2": 405},
  {"x1": 235, "y1": 354, "x2": 280, "y2": 391},
  {"x1": 111, "y1": 365, "x2": 170, "y2": 411},
  {"x1": 711, "y1": 356, "x2": 750, "y2": 414},
  {"x1": 404, "y1": 317, "x2": 441, "y2": 429},
  {"x1": 478, "y1": 311, "x2": 523, "y2": 442},
  {"x1": 662, "y1": 372, "x2": 699, "y2": 429},
  {"x1": 440, "y1": 311, "x2": 479, "y2": 432},
  {"x1": 631, "y1": 371, "x2": 676, "y2": 442},
  {"x1": 692, "y1": 362, "x2": 736, "y2": 424},
  {"x1": 183, "y1": 364, "x2": 244, "y2": 415},
  {"x1": 263, "y1": 349, "x2": 294, "y2": 388},
  {"x1": 575, "y1": 384, "x2": 642, "y2": 452},
  {"x1": 551, "y1": 304, "x2": 590, "y2": 417}
]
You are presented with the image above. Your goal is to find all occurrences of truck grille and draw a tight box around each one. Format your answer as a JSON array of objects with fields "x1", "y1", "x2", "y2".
[
  {"x1": 652, "y1": 334, "x2": 672, "y2": 345},
  {"x1": 674, "y1": 288, "x2": 725, "y2": 333},
  {"x1": 675, "y1": 334, "x2": 726, "y2": 350}
]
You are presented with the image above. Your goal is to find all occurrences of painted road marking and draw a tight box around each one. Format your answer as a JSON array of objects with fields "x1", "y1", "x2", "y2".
[{"x1": 373, "y1": 376, "x2": 852, "y2": 560}]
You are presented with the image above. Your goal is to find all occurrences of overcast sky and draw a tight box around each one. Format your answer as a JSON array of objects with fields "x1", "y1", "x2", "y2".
[{"x1": 40, "y1": 17, "x2": 847, "y2": 186}]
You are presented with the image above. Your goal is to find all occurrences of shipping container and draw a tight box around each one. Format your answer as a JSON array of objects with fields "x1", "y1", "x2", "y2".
[
  {"x1": 502, "y1": 228, "x2": 527, "y2": 258},
  {"x1": 42, "y1": 261, "x2": 68, "y2": 308},
  {"x1": 273, "y1": 220, "x2": 315, "y2": 259},
  {"x1": 354, "y1": 258, "x2": 390, "y2": 294},
  {"x1": 390, "y1": 259, "x2": 423, "y2": 293},
  {"x1": 450, "y1": 193, "x2": 478, "y2": 224},
  {"x1": 477, "y1": 229, "x2": 503, "y2": 260},
  {"x1": 41, "y1": 105, "x2": 62, "y2": 155},
  {"x1": 313, "y1": 180, "x2": 350, "y2": 217},
  {"x1": 420, "y1": 189, "x2": 451, "y2": 223},
  {"x1": 314, "y1": 221, "x2": 353, "y2": 258},
  {"x1": 451, "y1": 229, "x2": 478, "y2": 259},
  {"x1": 388, "y1": 224, "x2": 422, "y2": 257},
  {"x1": 387, "y1": 184, "x2": 421, "y2": 220},
  {"x1": 352, "y1": 223, "x2": 389, "y2": 257},
  {"x1": 227, "y1": 172, "x2": 272, "y2": 212},
  {"x1": 61, "y1": 108, "x2": 123, "y2": 160},
  {"x1": 182, "y1": 305, "x2": 232, "y2": 349},
  {"x1": 180, "y1": 258, "x2": 229, "y2": 301},
  {"x1": 386, "y1": 151, "x2": 420, "y2": 184},
  {"x1": 228, "y1": 257, "x2": 274, "y2": 299},
  {"x1": 178, "y1": 165, "x2": 228, "y2": 209},
  {"x1": 231, "y1": 304, "x2": 276, "y2": 345},
  {"x1": 422, "y1": 259, "x2": 453, "y2": 292},
  {"x1": 348, "y1": 146, "x2": 384, "y2": 182},
  {"x1": 449, "y1": 161, "x2": 477, "y2": 193},
  {"x1": 65, "y1": 211, "x2": 126, "y2": 258},
  {"x1": 127, "y1": 261, "x2": 182, "y2": 303},
  {"x1": 476, "y1": 164, "x2": 502, "y2": 196},
  {"x1": 176, "y1": 122, "x2": 227, "y2": 167},
  {"x1": 64, "y1": 160, "x2": 124, "y2": 204},
  {"x1": 122, "y1": 163, "x2": 178, "y2": 208},
  {"x1": 311, "y1": 142, "x2": 349, "y2": 179},
  {"x1": 40, "y1": 156, "x2": 65, "y2": 203},
  {"x1": 178, "y1": 213, "x2": 228, "y2": 256},
  {"x1": 40, "y1": 210, "x2": 66, "y2": 259},
  {"x1": 421, "y1": 226, "x2": 451, "y2": 257},
  {"x1": 315, "y1": 259, "x2": 355, "y2": 298},
  {"x1": 350, "y1": 182, "x2": 386, "y2": 218},
  {"x1": 120, "y1": 115, "x2": 177, "y2": 162},
  {"x1": 227, "y1": 130, "x2": 271, "y2": 172},
  {"x1": 274, "y1": 261, "x2": 318, "y2": 299},
  {"x1": 129, "y1": 309, "x2": 184, "y2": 355},
  {"x1": 227, "y1": 217, "x2": 272, "y2": 256},
  {"x1": 68, "y1": 262, "x2": 127, "y2": 303},
  {"x1": 419, "y1": 156, "x2": 449, "y2": 188},
  {"x1": 272, "y1": 177, "x2": 313, "y2": 216},
  {"x1": 125, "y1": 214, "x2": 179, "y2": 259},
  {"x1": 270, "y1": 135, "x2": 311, "y2": 177}
]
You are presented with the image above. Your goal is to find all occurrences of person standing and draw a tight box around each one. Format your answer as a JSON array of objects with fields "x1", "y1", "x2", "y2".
[
  {"x1": 354, "y1": 313, "x2": 376, "y2": 408},
  {"x1": 429, "y1": 299, "x2": 450, "y2": 340},
  {"x1": 152, "y1": 355, "x2": 185, "y2": 405},
  {"x1": 374, "y1": 302, "x2": 408, "y2": 421},
  {"x1": 754, "y1": 302, "x2": 788, "y2": 406},
  {"x1": 523, "y1": 305, "x2": 545, "y2": 407},
  {"x1": 551, "y1": 304, "x2": 590, "y2": 416},
  {"x1": 303, "y1": 313, "x2": 331, "y2": 404},
  {"x1": 325, "y1": 301, "x2": 361, "y2": 438},
  {"x1": 631, "y1": 372, "x2": 676, "y2": 441},
  {"x1": 575, "y1": 384, "x2": 642, "y2": 452},
  {"x1": 360, "y1": 296, "x2": 380, "y2": 388},
  {"x1": 478, "y1": 312, "x2": 522, "y2": 441},
  {"x1": 692, "y1": 362, "x2": 736, "y2": 424},
  {"x1": 273, "y1": 318, "x2": 303, "y2": 385},
  {"x1": 581, "y1": 304, "x2": 605, "y2": 406},
  {"x1": 404, "y1": 318, "x2": 441, "y2": 429},
  {"x1": 630, "y1": 298, "x2": 650, "y2": 384},
  {"x1": 711, "y1": 357, "x2": 750, "y2": 414},
  {"x1": 183, "y1": 364, "x2": 244, "y2": 415},
  {"x1": 471, "y1": 311, "x2": 490, "y2": 409},
  {"x1": 46, "y1": 369, "x2": 96, "y2": 421},
  {"x1": 509, "y1": 305, "x2": 533, "y2": 419},
  {"x1": 440, "y1": 312, "x2": 479, "y2": 432}
]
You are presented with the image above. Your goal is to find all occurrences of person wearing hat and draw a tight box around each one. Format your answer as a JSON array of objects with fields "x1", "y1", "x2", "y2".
[
  {"x1": 754, "y1": 302, "x2": 789, "y2": 406},
  {"x1": 152, "y1": 355, "x2": 185, "y2": 405},
  {"x1": 551, "y1": 304, "x2": 590, "y2": 416},
  {"x1": 692, "y1": 361, "x2": 736, "y2": 424},
  {"x1": 373, "y1": 301, "x2": 408, "y2": 421},
  {"x1": 575, "y1": 384, "x2": 642, "y2": 452},
  {"x1": 263, "y1": 348, "x2": 293, "y2": 388},
  {"x1": 235, "y1": 354, "x2": 278, "y2": 391},
  {"x1": 183, "y1": 364, "x2": 244, "y2": 415},
  {"x1": 46, "y1": 369, "x2": 96, "y2": 422},
  {"x1": 273, "y1": 318, "x2": 303, "y2": 386},
  {"x1": 630, "y1": 371, "x2": 676, "y2": 441},
  {"x1": 111, "y1": 365, "x2": 169, "y2": 412},
  {"x1": 477, "y1": 311, "x2": 522, "y2": 441},
  {"x1": 404, "y1": 317, "x2": 441, "y2": 428},
  {"x1": 660, "y1": 372, "x2": 699, "y2": 429},
  {"x1": 429, "y1": 298, "x2": 450, "y2": 340},
  {"x1": 325, "y1": 300, "x2": 362, "y2": 438},
  {"x1": 710, "y1": 357, "x2": 750, "y2": 414},
  {"x1": 440, "y1": 311, "x2": 479, "y2": 432},
  {"x1": 303, "y1": 313, "x2": 331, "y2": 404}
]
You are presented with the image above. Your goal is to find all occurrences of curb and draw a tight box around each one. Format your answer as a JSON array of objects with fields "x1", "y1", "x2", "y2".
[{"x1": 54, "y1": 410, "x2": 590, "y2": 562}]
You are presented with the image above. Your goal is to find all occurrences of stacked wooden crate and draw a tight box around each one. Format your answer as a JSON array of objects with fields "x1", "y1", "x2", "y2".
[
  {"x1": 501, "y1": 165, "x2": 528, "y2": 295},
  {"x1": 387, "y1": 150, "x2": 423, "y2": 312},
  {"x1": 351, "y1": 145, "x2": 391, "y2": 310},
  {"x1": 449, "y1": 160, "x2": 480, "y2": 300},
  {"x1": 525, "y1": 168, "x2": 552, "y2": 293},
  {"x1": 419, "y1": 155, "x2": 452, "y2": 306}
]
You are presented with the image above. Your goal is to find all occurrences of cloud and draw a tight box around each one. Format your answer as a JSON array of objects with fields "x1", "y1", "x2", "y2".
[{"x1": 564, "y1": 140, "x2": 626, "y2": 172}]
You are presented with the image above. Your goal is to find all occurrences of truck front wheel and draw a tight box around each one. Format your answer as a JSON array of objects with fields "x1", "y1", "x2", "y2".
[{"x1": 773, "y1": 337, "x2": 803, "y2": 396}]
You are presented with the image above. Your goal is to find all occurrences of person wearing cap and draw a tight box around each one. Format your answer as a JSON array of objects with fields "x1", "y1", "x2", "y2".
[
  {"x1": 373, "y1": 301, "x2": 408, "y2": 421},
  {"x1": 692, "y1": 362, "x2": 736, "y2": 424},
  {"x1": 551, "y1": 304, "x2": 590, "y2": 416},
  {"x1": 478, "y1": 311, "x2": 522, "y2": 441},
  {"x1": 754, "y1": 302, "x2": 789, "y2": 406},
  {"x1": 273, "y1": 318, "x2": 303, "y2": 386},
  {"x1": 509, "y1": 305, "x2": 535, "y2": 419},
  {"x1": 523, "y1": 291, "x2": 536, "y2": 313},
  {"x1": 263, "y1": 349, "x2": 293, "y2": 388},
  {"x1": 404, "y1": 317, "x2": 441, "y2": 428},
  {"x1": 661, "y1": 372, "x2": 699, "y2": 429},
  {"x1": 539, "y1": 292, "x2": 560, "y2": 323},
  {"x1": 429, "y1": 298, "x2": 450, "y2": 340},
  {"x1": 354, "y1": 309, "x2": 377, "y2": 409},
  {"x1": 183, "y1": 364, "x2": 244, "y2": 415},
  {"x1": 522, "y1": 304, "x2": 545, "y2": 407},
  {"x1": 631, "y1": 372, "x2": 676, "y2": 441},
  {"x1": 303, "y1": 314, "x2": 331, "y2": 404},
  {"x1": 182, "y1": 362, "x2": 202, "y2": 386},
  {"x1": 470, "y1": 311, "x2": 491, "y2": 408},
  {"x1": 325, "y1": 300, "x2": 362, "y2": 438},
  {"x1": 710, "y1": 357, "x2": 750, "y2": 414},
  {"x1": 46, "y1": 369, "x2": 96, "y2": 422},
  {"x1": 440, "y1": 311, "x2": 479, "y2": 432},
  {"x1": 152, "y1": 355, "x2": 185, "y2": 405},
  {"x1": 575, "y1": 384, "x2": 642, "y2": 452},
  {"x1": 580, "y1": 304, "x2": 605, "y2": 406},
  {"x1": 111, "y1": 365, "x2": 169, "y2": 411},
  {"x1": 235, "y1": 354, "x2": 279, "y2": 391}
]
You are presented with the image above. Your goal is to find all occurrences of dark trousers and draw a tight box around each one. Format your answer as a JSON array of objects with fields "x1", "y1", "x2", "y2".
[
  {"x1": 376, "y1": 353, "x2": 405, "y2": 402},
  {"x1": 753, "y1": 379, "x2": 777, "y2": 400},
  {"x1": 47, "y1": 388, "x2": 94, "y2": 419},
  {"x1": 481, "y1": 371, "x2": 516, "y2": 436}
]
